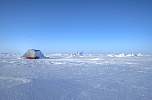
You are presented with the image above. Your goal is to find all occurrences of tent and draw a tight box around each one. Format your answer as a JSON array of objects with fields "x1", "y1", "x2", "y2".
[{"x1": 23, "y1": 49, "x2": 45, "y2": 59}]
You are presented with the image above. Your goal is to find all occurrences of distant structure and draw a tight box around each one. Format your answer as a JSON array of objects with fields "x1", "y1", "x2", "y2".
[
  {"x1": 23, "y1": 49, "x2": 45, "y2": 59},
  {"x1": 72, "y1": 51, "x2": 84, "y2": 57},
  {"x1": 107, "y1": 53, "x2": 143, "y2": 57}
]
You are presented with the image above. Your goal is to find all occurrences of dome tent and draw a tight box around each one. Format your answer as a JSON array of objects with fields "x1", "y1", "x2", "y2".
[{"x1": 23, "y1": 49, "x2": 45, "y2": 59}]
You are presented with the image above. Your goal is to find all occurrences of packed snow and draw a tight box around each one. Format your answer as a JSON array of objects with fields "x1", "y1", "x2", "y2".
[{"x1": 0, "y1": 52, "x2": 152, "y2": 100}]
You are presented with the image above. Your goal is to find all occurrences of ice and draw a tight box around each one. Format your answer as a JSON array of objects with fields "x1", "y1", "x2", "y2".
[{"x1": 0, "y1": 52, "x2": 152, "y2": 100}]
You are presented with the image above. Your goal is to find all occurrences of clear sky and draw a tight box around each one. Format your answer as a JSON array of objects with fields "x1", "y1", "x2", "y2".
[{"x1": 0, "y1": 0, "x2": 152, "y2": 53}]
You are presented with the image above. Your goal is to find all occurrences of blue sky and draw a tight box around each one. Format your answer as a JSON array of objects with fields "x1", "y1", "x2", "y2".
[{"x1": 0, "y1": 0, "x2": 152, "y2": 53}]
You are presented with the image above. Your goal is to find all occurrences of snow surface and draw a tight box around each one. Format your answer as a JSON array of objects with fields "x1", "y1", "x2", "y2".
[{"x1": 0, "y1": 53, "x2": 152, "y2": 100}]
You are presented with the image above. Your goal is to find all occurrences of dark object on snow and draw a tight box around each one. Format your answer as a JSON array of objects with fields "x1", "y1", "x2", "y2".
[{"x1": 23, "y1": 49, "x2": 45, "y2": 59}]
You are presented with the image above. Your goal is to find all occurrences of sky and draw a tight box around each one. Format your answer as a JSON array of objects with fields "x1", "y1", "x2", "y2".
[{"x1": 0, "y1": 0, "x2": 152, "y2": 53}]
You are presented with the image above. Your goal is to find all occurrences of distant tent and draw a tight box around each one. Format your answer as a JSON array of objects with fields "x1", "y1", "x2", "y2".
[{"x1": 23, "y1": 49, "x2": 45, "y2": 59}]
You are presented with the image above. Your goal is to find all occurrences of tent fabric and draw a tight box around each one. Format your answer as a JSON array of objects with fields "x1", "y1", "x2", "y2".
[{"x1": 23, "y1": 49, "x2": 45, "y2": 59}]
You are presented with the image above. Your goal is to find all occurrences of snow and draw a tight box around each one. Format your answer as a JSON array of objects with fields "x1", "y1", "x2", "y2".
[{"x1": 0, "y1": 52, "x2": 152, "y2": 100}]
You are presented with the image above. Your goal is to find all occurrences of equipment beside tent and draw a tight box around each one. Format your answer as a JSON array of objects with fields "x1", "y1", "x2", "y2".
[{"x1": 23, "y1": 49, "x2": 45, "y2": 59}]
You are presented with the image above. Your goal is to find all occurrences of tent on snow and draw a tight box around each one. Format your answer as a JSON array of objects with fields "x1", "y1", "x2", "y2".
[{"x1": 23, "y1": 49, "x2": 46, "y2": 59}]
